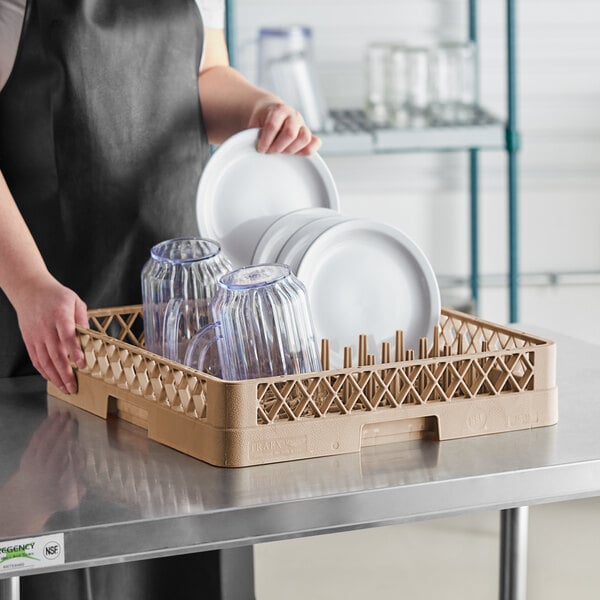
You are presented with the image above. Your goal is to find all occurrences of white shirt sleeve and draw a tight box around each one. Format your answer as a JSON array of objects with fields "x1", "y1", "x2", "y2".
[
  {"x1": 0, "y1": 0, "x2": 26, "y2": 92},
  {"x1": 195, "y1": 0, "x2": 225, "y2": 30}
]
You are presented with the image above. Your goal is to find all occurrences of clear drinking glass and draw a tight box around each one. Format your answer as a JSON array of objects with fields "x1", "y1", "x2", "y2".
[
  {"x1": 366, "y1": 42, "x2": 391, "y2": 126},
  {"x1": 141, "y1": 238, "x2": 232, "y2": 362},
  {"x1": 386, "y1": 44, "x2": 410, "y2": 127},
  {"x1": 405, "y1": 46, "x2": 431, "y2": 126},
  {"x1": 429, "y1": 41, "x2": 477, "y2": 124},
  {"x1": 182, "y1": 264, "x2": 321, "y2": 381},
  {"x1": 257, "y1": 26, "x2": 331, "y2": 132}
]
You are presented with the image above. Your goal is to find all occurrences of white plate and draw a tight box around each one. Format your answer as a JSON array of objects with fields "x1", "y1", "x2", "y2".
[
  {"x1": 252, "y1": 207, "x2": 338, "y2": 265},
  {"x1": 196, "y1": 128, "x2": 340, "y2": 267},
  {"x1": 277, "y1": 214, "x2": 352, "y2": 274},
  {"x1": 296, "y1": 220, "x2": 441, "y2": 369}
]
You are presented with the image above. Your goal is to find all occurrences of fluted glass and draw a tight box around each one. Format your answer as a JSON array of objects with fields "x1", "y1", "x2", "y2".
[
  {"x1": 184, "y1": 264, "x2": 321, "y2": 381},
  {"x1": 141, "y1": 237, "x2": 232, "y2": 362}
]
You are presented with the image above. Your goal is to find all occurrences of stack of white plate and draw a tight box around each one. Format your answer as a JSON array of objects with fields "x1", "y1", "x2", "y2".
[
  {"x1": 196, "y1": 128, "x2": 441, "y2": 369},
  {"x1": 196, "y1": 128, "x2": 340, "y2": 269},
  {"x1": 252, "y1": 207, "x2": 352, "y2": 267}
]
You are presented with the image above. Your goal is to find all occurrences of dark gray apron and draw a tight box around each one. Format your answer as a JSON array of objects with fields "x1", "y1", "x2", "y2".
[
  {"x1": 0, "y1": 0, "x2": 209, "y2": 376},
  {"x1": 0, "y1": 1, "x2": 225, "y2": 598}
]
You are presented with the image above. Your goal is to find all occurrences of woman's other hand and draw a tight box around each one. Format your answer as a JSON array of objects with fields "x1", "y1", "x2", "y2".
[
  {"x1": 248, "y1": 97, "x2": 322, "y2": 156},
  {"x1": 13, "y1": 274, "x2": 88, "y2": 394}
]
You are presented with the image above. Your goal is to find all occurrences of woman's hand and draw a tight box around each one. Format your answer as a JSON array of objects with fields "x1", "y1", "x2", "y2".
[
  {"x1": 248, "y1": 97, "x2": 322, "y2": 156},
  {"x1": 199, "y1": 30, "x2": 322, "y2": 155},
  {"x1": 12, "y1": 274, "x2": 88, "y2": 394},
  {"x1": 1, "y1": 170, "x2": 87, "y2": 391}
]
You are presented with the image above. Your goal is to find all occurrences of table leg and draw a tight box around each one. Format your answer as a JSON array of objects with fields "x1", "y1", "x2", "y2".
[
  {"x1": 499, "y1": 506, "x2": 529, "y2": 600},
  {"x1": 0, "y1": 577, "x2": 20, "y2": 600},
  {"x1": 207, "y1": 546, "x2": 256, "y2": 600}
]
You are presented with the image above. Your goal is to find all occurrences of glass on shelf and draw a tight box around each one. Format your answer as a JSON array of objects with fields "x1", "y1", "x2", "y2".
[
  {"x1": 365, "y1": 42, "x2": 391, "y2": 127},
  {"x1": 363, "y1": 39, "x2": 483, "y2": 130},
  {"x1": 366, "y1": 42, "x2": 433, "y2": 129},
  {"x1": 403, "y1": 46, "x2": 431, "y2": 127},
  {"x1": 257, "y1": 25, "x2": 332, "y2": 133},
  {"x1": 386, "y1": 44, "x2": 410, "y2": 128},
  {"x1": 429, "y1": 41, "x2": 478, "y2": 125}
]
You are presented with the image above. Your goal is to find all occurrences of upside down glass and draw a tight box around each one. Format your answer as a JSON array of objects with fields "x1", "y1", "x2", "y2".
[
  {"x1": 182, "y1": 264, "x2": 321, "y2": 381},
  {"x1": 386, "y1": 44, "x2": 410, "y2": 127},
  {"x1": 429, "y1": 41, "x2": 477, "y2": 124},
  {"x1": 405, "y1": 46, "x2": 431, "y2": 126},
  {"x1": 366, "y1": 42, "x2": 391, "y2": 126},
  {"x1": 141, "y1": 238, "x2": 232, "y2": 362},
  {"x1": 257, "y1": 26, "x2": 331, "y2": 133}
]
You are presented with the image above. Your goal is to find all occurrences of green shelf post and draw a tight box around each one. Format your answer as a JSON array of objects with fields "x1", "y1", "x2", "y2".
[
  {"x1": 225, "y1": 0, "x2": 236, "y2": 68},
  {"x1": 507, "y1": 0, "x2": 520, "y2": 323},
  {"x1": 469, "y1": 0, "x2": 480, "y2": 315}
]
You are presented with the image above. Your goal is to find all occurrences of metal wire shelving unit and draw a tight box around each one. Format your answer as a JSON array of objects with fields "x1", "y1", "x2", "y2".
[{"x1": 224, "y1": 0, "x2": 520, "y2": 323}]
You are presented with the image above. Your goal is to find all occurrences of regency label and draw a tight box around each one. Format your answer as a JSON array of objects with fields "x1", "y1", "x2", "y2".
[{"x1": 0, "y1": 533, "x2": 65, "y2": 573}]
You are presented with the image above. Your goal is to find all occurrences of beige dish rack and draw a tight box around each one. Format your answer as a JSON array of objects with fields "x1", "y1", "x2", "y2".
[{"x1": 47, "y1": 305, "x2": 558, "y2": 467}]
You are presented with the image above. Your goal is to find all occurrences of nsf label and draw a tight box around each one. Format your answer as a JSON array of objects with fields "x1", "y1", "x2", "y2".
[{"x1": 0, "y1": 533, "x2": 65, "y2": 573}]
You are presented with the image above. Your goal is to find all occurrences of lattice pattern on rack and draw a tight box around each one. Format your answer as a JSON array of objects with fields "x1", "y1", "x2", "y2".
[
  {"x1": 438, "y1": 313, "x2": 530, "y2": 354},
  {"x1": 88, "y1": 305, "x2": 146, "y2": 347},
  {"x1": 256, "y1": 352, "x2": 535, "y2": 425},
  {"x1": 256, "y1": 314, "x2": 538, "y2": 425},
  {"x1": 77, "y1": 306, "x2": 542, "y2": 428},
  {"x1": 80, "y1": 308, "x2": 209, "y2": 419},
  {"x1": 57, "y1": 305, "x2": 555, "y2": 467}
]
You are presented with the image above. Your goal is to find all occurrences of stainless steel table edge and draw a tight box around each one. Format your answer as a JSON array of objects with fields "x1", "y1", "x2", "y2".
[{"x1": 2, "y1": 457, "x2": 599, "y2": 579}]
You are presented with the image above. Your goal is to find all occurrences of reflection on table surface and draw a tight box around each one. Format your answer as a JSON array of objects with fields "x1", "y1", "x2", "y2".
[
  {"x1": 0, "y1": 410, "x2": 85, "y2": 538},
  {"x1": 0, "y1": 331, "x2": 599, "y2": 541}
]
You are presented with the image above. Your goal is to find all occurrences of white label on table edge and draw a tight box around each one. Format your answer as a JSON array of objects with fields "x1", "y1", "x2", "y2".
[{"x1": 0, "y1": 533, "x2": 65, "y2": 573}]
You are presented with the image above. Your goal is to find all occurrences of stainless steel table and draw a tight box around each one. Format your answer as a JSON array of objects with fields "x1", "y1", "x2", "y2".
[{"x1": 0, "y1": 330, "x2": 598, "y2": 600}]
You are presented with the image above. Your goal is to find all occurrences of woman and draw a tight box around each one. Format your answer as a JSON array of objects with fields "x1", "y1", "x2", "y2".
[
  {"x1": 0, "y1": 0, "x2": 320, "y2": 393},
  {"x1": 0, "y1": 2, "x2": 320, "y2": 597}
]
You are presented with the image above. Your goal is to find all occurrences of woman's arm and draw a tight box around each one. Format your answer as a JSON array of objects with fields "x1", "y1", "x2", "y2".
[
  {"x1": 0, "y1": 170, "x2": 87, "y2": 393},
  {"x1": 199, "y1": 29, "x2": 321, "y2": 155}
]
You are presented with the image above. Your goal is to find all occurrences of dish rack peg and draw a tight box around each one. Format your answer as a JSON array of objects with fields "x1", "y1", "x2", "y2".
[
  {"x1": 367, "y1": 354, "x2": 376, "y2": 397},
  {"x1": 343, "y1": 346, "x2": 353, "y2": 369},
  {"x1": 321, "y1": 338, "x2": 330, "y2": 371},
  {"x1": 432, "y1": 325, "x2": 440, "y2": 358},
  {"x1": 442, "y1": 345, "x2": 451, "y2": 390},
  {"x1": 457, "y1": 334, "x2": 465, "y2": 356},
  {"x1": 395, "y1": 330, "x2": 405, "y2": 362},
  {"x1": 343, "y1": 346, "x2": 353, "y2": 406},
  {"x1": 381, "y1": 341, "x2": 391, "y2": 364},
  {"x1": 358, "y1": 335, "x2": 368, "y2": 367}
]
